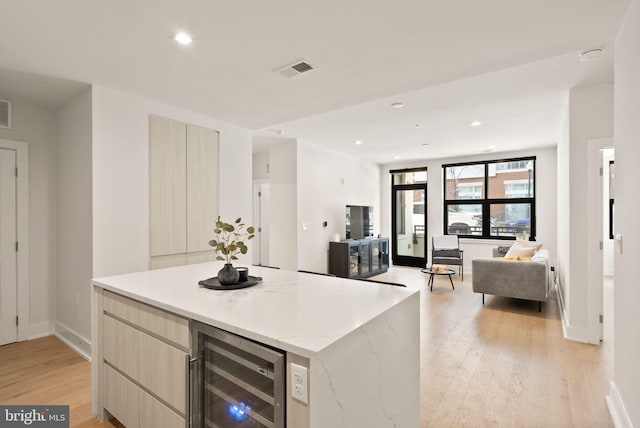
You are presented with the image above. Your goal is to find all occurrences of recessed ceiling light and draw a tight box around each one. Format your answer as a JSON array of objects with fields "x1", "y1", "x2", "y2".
[
  {"x1": 414, "y1": 124, "x2": 420, "y2": 128},
  {"x1": 175, "y1": 32, "x2": 193, "y2": 45},
  {"x1": 391, "y1": 102, "x2": 404, "y2": 109},
  {"x1": 579, "y1": 48, "x2": 603, "y2": 62},
  {"x1": 488, "y1": 145, "x2": 496, "y2": 149},
  {"x1": 355, "y1": 140, "x2": 363, "y2": 145},
  {"x1": 394, "y1": 155, "x2": 400, "y2": 159},
  {"x1": 470, "y1": 121, "x2": 482, "y2": 127},
  {"x1": 422, "y1": 143, "x2": 429, "y2": 147}
]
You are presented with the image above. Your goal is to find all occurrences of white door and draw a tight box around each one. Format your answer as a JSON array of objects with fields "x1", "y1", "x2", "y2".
[
  {"x1": 253, "y1": 183, "x2": 271, "y2": 266},
  {"x1": 0, "y1": 148, "x2": 17, "y2": 345}
]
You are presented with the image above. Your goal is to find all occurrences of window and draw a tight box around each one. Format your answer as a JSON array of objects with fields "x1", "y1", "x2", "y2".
[{"x1": 443, "y1": 156, "x2": 535, "y2": 239}]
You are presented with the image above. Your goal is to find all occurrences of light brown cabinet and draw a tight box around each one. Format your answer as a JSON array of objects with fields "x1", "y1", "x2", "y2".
[
  {"x1": 149, "y1": 115, "x2": 219, "y2": 269},
  {"x1": 98, "y1": 289, "x2": 191, "y2": 427}
]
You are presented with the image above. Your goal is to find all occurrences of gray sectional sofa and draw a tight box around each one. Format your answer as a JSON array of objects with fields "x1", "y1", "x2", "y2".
[{"x1": 472, "y1": 248, "x2": 550, "y2": 311}]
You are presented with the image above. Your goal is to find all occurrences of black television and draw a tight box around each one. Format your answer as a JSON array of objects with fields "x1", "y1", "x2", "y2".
[{"x1": 346, "y1": 205, "x2": 374, "y2": 239}]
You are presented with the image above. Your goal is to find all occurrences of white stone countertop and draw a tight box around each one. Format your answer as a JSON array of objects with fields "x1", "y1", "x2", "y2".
[{"x1": 93, "y1": 262, "x2": 418, "y2": 358}]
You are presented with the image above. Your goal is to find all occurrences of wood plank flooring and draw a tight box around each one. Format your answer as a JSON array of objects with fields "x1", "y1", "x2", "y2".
[
  {"x1": 0, "y1": 335, "x2": 121, "y2": 427},
  {"x1": 376, "y1": 266, "x2": 613, "y2": 428},
  {"x1": 0, "y1": 268, "x2": 613, "y2": 427}
]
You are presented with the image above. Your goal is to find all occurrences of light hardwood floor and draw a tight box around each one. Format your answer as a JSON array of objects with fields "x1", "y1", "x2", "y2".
[
  {"x1": 0, "y1": 335, "x2": 121, "y2": 427},
  {"x1": 377, "y1": 266, "x2": 614, "y2": 428},
  {"x1": 0, "y1": 268, "x2": 613, "y2": 427}
]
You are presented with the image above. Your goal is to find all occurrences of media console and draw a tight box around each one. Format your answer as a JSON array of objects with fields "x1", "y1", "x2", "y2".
[{"x1": 328, "y1": 237, "x2": 389, "y2": 279}]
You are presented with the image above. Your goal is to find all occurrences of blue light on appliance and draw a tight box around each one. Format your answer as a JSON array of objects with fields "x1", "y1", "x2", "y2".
[{"x1": 228, "y1": 402, "x2": 251, "y2": 422}]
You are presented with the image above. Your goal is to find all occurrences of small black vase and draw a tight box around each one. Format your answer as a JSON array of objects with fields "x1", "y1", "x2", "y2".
[{"x1": 218, "y1": 263, "x2": 239, "y2": 285}]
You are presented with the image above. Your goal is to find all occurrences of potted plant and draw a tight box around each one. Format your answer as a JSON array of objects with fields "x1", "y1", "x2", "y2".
[{"x1": 209, "y1": 216, "x2": 255, "y2": 284}]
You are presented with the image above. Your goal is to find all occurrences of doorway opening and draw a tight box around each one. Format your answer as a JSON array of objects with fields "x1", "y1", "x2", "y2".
[
  {"x1": 602, "y1": 147, "x2": 615, "y2": 344},
  {"x1": 390, "y1": 167, "x2": 427, "y2": 267}
]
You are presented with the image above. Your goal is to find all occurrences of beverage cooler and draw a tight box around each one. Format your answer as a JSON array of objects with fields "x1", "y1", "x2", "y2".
[{"x1": 190, "y1": 321, "x2": 286, "y2": 428}]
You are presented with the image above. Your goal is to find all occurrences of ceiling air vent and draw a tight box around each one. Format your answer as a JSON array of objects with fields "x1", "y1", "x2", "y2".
[
  {"x1": 0, "y1": 99, "x2": 11, "y2": 129},
  {"x1": 275, "y1": 60, "x2": 315, "y2": 78}
]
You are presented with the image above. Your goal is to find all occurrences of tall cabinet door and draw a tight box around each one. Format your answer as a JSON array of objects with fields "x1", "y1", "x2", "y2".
[
  {"x1": 186, "y1": 124, "x2": 219, "y2": 253},
  {"x1": 150, "y1": 116, "x2": 187, "y2": 257}
]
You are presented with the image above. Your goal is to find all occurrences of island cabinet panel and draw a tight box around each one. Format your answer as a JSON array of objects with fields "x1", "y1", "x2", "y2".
[
  {"x1": 104, "y1": 365, "x2": 140, "y2": 428},
  {"x1": 99, "y1": 290, "x2": 190, "y2": 428},
  {"x1": 139, "y1": 332, "x2": 187, "y2": 413},
  {"x1": 103, "y1": 290, "x2": 139, "y2": 325},
  {"x1": 139, "y1": 389, "x2": 185, "y2": 428},
  {"x1": 104, "y1": 290, "x2": 190, "y2": 350},
  {"x1": 103, "y1": 316, "x2": 140, "y2": 380}
]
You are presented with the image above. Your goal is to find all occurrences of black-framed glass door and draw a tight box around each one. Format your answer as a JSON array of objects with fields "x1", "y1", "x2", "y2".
[{"x1": 391, "y1": 167, "x2": 427, "y2": 267}]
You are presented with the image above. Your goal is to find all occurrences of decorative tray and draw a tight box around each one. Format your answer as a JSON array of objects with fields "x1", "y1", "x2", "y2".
[{"x1": 199, "y1": 275, "x2": 262, "y2": 290}]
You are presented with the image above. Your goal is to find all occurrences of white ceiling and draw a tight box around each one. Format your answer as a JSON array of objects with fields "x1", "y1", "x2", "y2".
[
  {"x1": 0, "y1": 1, "x2": 630, "y2": 162},
  {"x1": 267, "y1": 48, "x2": 615, "y2": 163}
]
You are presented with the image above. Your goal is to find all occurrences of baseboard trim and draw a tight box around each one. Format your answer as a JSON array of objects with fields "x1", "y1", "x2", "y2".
[
  {"x1": 55, "y1": 321, "x2": 92, "y2": 361},
  {"x1": 607, "y1": 381, "x2": 634, "y2": 428},
  {"x1": 555, "y1": 283, "x2": 593, "y2": 344}
]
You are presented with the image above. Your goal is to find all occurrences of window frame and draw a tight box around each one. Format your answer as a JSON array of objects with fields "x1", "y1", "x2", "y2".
[{"x1": 442, "y1": 156, "x2": 536, "y2": 240}]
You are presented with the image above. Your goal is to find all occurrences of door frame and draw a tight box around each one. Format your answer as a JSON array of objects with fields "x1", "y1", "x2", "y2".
[
  {"x1": 390, "y1": 167, "x2": 427, "y2": 267},
  {"x1": 252, "y1": 181, "x2": 271, "y2": 267},
  {"x1": 586, "y1": 137, "x2": 613, "y2": 344},
  {"x1": 0, "y1": 139, "x2": 29, "y2": 341}
]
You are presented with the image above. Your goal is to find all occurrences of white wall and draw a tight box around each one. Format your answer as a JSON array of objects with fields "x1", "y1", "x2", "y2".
[
  {"x1": 557, "y1": 104, "x2": 570, "y2": 311},
  {"x1": 91, "y1": 85, "x2": 253, "y2": 278},
  {"x1": 381, "y1": 146, "x2": 557, "y2": 271},
  {"x1": 0, "y1": 95, "x2": 57, "y2": 338},
  {"x1": 297, "y1": 141, "x2": 380, "y2": 273},
  {"x1": 56, "y1": 88, "x2": 93, "y2": 354},
  {"x1": 610, "y1": 2, "x2": 640, "y2": 425},
  {"x1": 269, "y1": 140, "x2": 297, "y2": 271},
  {"x1": 557, "y1": 84, "x2": 613, "y2": 341}
]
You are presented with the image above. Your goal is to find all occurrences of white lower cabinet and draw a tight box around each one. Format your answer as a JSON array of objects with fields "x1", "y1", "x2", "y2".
[{"x1": 101, "y1": 290, "x2": 190, "y2": 427}]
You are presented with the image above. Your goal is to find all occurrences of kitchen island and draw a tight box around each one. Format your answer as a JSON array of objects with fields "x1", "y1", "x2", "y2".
[{"x1": 92, "y1": 262, "x2": 419, "y2": 428}]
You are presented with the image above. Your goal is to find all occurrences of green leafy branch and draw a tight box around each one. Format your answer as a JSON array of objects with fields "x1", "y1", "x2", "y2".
[{"x1": 208, "y1": 216, "x2": 255, "y2": 264}]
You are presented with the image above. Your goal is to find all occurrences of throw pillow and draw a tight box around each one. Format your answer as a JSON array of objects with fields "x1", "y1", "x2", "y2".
[
  {"x1": 515, "y1": 238, "x2": 543, "y2": 251},
  {"x1": 504, "y1": 241, "x2": 540, "y2": 259}
]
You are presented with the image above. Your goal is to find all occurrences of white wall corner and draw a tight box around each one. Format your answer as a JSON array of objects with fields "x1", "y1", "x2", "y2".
[
  {"x1": 55, "y1": 321, "x2": 92, "y2": 361},
  {"x1": 25, "y1": 321, "x2": 53, "y2": 341},
  {"x1": 607, "y1": 381, "x2": 634, "y2": 428},
  {"x1": 555, "y1": 282, "x2": 596, "y2": 344}
]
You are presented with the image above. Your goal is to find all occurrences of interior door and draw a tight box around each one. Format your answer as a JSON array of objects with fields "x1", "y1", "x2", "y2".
[
  {"x1": 253, "y1": 183, "x2": 271, "y2": 266},
  {"x1": 391, "y1": 168, "x2": 427, "y2": 267},
  {"x1": 0, "y1": 148, "x2": 17, "y2": 345}
]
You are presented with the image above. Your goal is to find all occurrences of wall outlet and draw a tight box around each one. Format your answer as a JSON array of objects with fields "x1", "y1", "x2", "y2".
[{"x1": 290, "y1": 362, "x2": 308, "y2": 404}]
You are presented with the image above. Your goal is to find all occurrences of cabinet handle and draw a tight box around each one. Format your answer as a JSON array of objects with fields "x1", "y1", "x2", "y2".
[{"x1": 186, "y1": 354, "x2": 200, "y2": 428}]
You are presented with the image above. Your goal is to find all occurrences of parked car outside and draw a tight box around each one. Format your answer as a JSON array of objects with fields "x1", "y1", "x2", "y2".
[{"x1": 447, "y1": 210, "x2": 481, "y2": 234}]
